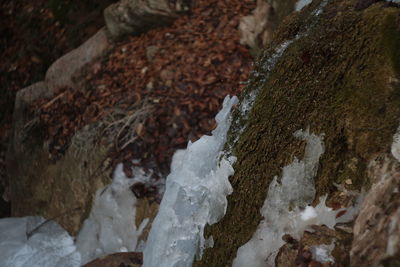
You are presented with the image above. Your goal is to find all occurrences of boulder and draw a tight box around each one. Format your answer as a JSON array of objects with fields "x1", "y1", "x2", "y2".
[
  {"x1": 45, "y1": 28, "x2": 111, "y2": 92},
  {"x1": 7, "y1": 81, "x2": 112, "y2": 235},
  {"x1": 104, "y1": 0, "x2": 190, "y2": 40},
  {"x1": 239, "y1": 0, "x2": 298, "y2": 56},
  {"x1": 195, "y1": 0, "x2": 400, "y2": 266}
]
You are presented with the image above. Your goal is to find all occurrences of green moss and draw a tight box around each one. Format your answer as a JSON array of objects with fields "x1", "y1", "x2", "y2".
[
  {"x1": 195, "y1": 2, "x2": 400, "y2": 266},
  {"x1": 382, "y1": 13, "x2": 400, "y2": 76}
]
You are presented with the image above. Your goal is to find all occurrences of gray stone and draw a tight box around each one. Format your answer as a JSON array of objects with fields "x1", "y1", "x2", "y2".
[
  {"x1": 45, "y1": 28, "x2": 110, "y2": 92},
  {"x1": 239, "y1": 0, "x2": 297, "y2": 56},
  {"x1": 104, "y1": 0, "x2": 189, "y2": 40}
]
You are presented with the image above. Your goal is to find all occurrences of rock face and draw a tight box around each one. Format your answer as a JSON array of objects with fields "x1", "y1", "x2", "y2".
[
  {"x1": 6, "y1": 0, "x2": 187, "y2": 237},
  {"x1": 7, "y1": 81, "x2": 112, "y2": 235},
  {"x1": 195, "y1": 0, "x2": 400, "y2": 266},
  {"x1": 239, "y1": 0, "x2": 298, "y2": 56},
  {"x1": 104, "y1": 0, "x2": 190, "y2": 40},
  {"x1": 351, "y1": 158, "x2": 400, "y2": 266},
  {"x1": 6, "y1": 28, "x2": 112, "y2": 236},
  {"x1": 45, "y1": 28, "x2": 111, "y2": 92}
]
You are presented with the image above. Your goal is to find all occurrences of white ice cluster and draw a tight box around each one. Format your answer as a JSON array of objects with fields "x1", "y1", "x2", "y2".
[
  {"x1": 295, "y1": 0, "x2": 313, "y2": 11},
  {"x1": 391, "y1": 125, "x2": 400, "y2": 162},
  {"x1": 0, "y1": 216, "x2": 80, "y2": 267},
  {"x1": 142, "y1": 96, "x2": 238, "y2": 267},
  {"x1": 233, "y1": 129, "x2": 340, "y2": 267},
  {"x1": 0, "y1": 164, "x2": 152, "y2": 266},
  {"x1": 311, "y1": 242, "x2": 335, "y2": 263},
  {"x1": 76, "y1": 164, "x2": 149, "y2": 264}
]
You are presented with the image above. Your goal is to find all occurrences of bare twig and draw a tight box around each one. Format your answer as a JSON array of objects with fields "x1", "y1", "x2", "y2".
[
  {"x1": 103, "y1": 99, "x2": 152, "y2": 151},
  {"x1": 26, "y1": 206, "x2": 82, "y2": 239}
]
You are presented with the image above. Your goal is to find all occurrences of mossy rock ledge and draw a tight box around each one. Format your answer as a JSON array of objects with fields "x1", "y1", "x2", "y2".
[{"x1": 195, "y1": 1, "x2": 400, "y2": 266}]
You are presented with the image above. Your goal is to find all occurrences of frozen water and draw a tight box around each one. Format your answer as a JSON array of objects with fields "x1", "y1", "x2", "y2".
[
  {"x1": 0, "y1": 216, "x2": 80, "y2": 267},
  {"x1": 233, "y1": 129, "x2": 325, "y2": 267},
  {"x1": 143, "y1": 96, "x2": 238, "y2": 267},
  {"x1": 295, "y1": 0, "x2": 313, "y2": 11},
  {"x1": 301, "y1": 206, "x2": 318, "y2": 221},
  {"x1": 391, "y1": 125, "x2": 400, "y2": 162},
  {"x1": 233, "y1": 129, "x2": 361, "y2": 267},
  {"x1": 300, "y1": 196, "x2": 337, "y2": 229},
  {"x1": 76, "y1": 164, "x2": 149, "y2": 264},
  {"x1": 311, "y1": 242, "x2": 335, "y2": 263},
  {"x1": 0, "y1": 163, "x2": 155, "y2": 266}
]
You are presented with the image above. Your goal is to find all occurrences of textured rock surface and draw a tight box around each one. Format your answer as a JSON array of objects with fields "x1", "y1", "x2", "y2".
[
  {"x1": 6, "y1": 0, "x2": 182, "y2": 236},
  {"x1": 45, "y1": 28, "x2": 111, "y2": 92},
  {"x1": 104, "y1": 0, "x2": 190, "y2": 40},
  {"x1": 195, "y1": 0, "x2": 400, "y2": 266},
  {"x1": 351, "y1": 158, "x2": 400, "y2": 266},
  {"x1": 7, "y1": 81, "x2": 112, "y2": 235},
  {"x1": 7, "y1": 89, "x2": 111, "y2": 235},
  {"x1": 239, "y1": 0, "x2": 297, "y2": 56}
]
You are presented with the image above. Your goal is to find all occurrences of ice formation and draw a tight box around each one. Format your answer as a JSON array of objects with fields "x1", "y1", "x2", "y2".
[
  {"x1": 142, "y1": 96, "x2": 238, "y2": 267},
  {"x1": 391, "y1": 125, "x2": 400, "y2": 162},
  {"x1": 233, "y1": 129, "x2": 336, "y2": 267},
  {"x1": 295, "y1": 0, "x2": 313, "y2": 11},
  {"x1": 0, "y1": 216, "x2": 80, "y2": 267},
  {"x1": 311, "y1": 242, "x2": 335, "y2": 263},
  {"x1": 233, "y1": 129, "x2": 363, "y2": 267},
  {"x1": 0, "y1": 161, "x2": 160, "y2": 266},
  {"x1": 76, "y1": 164, "x2": 149, "y2": 264}
]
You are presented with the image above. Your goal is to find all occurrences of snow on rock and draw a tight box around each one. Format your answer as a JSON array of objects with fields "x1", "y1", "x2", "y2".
[
  {"x1": 311, "y1": 242, "x2": 335, "y2": 263},
  {"x1": 0, "y1": 163, "x2": 155, "y2": 267},
  {"x1": 143, "y1": 96, "x2": 238, "y2": 267},
  {"x1": 299, "y1": 196, "x2": 337, "y2": 229},
  {"x1": 75, "y1": 164, "x2": 149, "y2": 264},
  {"x1": 295, "y1": 0, "x2": 313, "y2": 11},
  {"x1": 233, "y1": 129, "x2": 330, "y2": 267},
  {"x1": 391, "y1": 125, "x2": 400, "y2": 162},
  {"x1": 233, "y1": 128, "x2": 362, "y2": 267},
  {"x1": 0, "y1": 216, "x2": 80, "y2": 267}
]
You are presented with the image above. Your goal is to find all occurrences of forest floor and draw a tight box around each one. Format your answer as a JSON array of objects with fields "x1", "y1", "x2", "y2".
[
  {"x1": 0, "y1": 0, "x2": 256, "y2": 216},
  {"x1": 0, "y1": 0, "x2": 117, "y2": 217}
]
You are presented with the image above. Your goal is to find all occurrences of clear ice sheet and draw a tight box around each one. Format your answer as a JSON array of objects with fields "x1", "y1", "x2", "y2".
[
  {"x1": 76, "y1": 164, "x2": 149, "y2": 264},
  {"x1": 295, "y1": 0, "x2": 313, "y2": 11},
  {"x1": 142, "y1": 96, "x2": 238, "y2": 267},
  {"x1": 0, "y1": 216, "x2": 80, "y2": 267}
]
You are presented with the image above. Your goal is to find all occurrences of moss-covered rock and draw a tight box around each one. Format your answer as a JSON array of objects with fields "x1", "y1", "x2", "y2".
[{"x1": 195, "y1": 0, "x2": 400, "y2": 266}]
